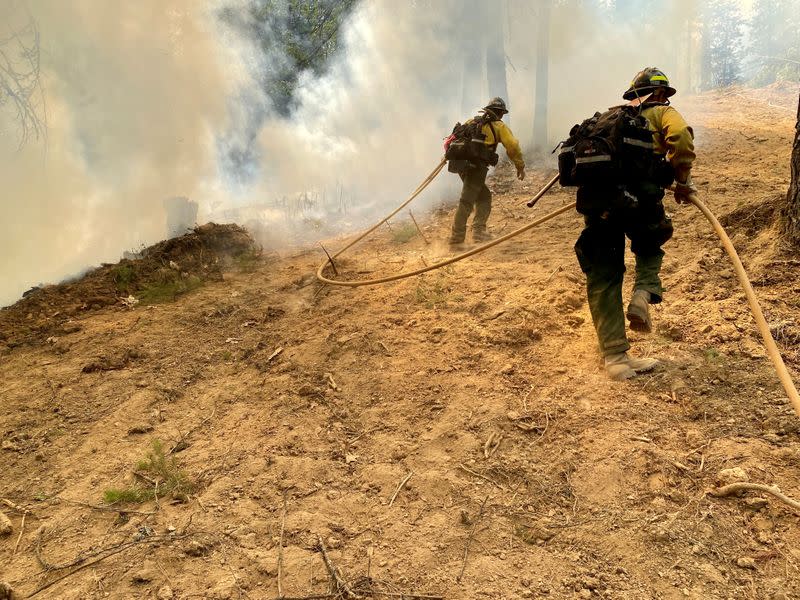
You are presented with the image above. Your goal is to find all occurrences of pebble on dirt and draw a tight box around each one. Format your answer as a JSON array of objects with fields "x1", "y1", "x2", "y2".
[
  {"x1": 737, "y1": 557, "x2": 757, "y2": 570},
  {"x1": 0, "y1": 510, "x2": 12, "y2": 536},
  {"x1": 717, "y1": 467, "x2": 749, "y2": 486}
]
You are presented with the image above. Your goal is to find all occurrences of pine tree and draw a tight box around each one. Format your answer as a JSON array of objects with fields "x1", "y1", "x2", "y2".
[
  {"x1": 700, "y1": 0, "x2": 744, "y2": 89},
  {"x1": 748, "y1": 0, "x2": 800, "y2": 84},
  {"x1": 221, "y1": 0, "x2": 358, "y2": 116}
]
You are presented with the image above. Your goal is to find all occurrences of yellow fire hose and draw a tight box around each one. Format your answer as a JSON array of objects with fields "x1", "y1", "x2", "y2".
[
  {"x1": 315, "y1": 172, "x2": 564, "y2": 287},
  {"x1": 315, "y1": 162, "x2": 800, "y2": 417},
  {"x1": 685, "y1": 192, "x2": 800, "y2": 418}
]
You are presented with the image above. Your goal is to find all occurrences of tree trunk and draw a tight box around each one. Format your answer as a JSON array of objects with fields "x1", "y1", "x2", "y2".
[
  {"x1": 486, "y1": 1, "x2": 509, "y2": 109},
  {"x1": 460, "y1": 0, "x2": 486, "y2": 115},
  {"x1": 783, "y1": 92, "x2": 800, "y2": 245},
  {"x1": 532, "y1": 0, "x2": 551, "y2": 151}
]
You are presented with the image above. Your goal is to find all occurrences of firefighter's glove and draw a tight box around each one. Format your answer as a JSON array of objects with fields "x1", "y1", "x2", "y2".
[
  {"x1": 673, "y1": 180, "x2": 697, "y2": 204},
  {"x1": 516, "y1": 166, "x2": 526, "y2": 181}
]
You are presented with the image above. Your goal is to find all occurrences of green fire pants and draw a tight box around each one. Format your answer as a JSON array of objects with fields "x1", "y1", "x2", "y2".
[
  {"x1": 574, "y1": 183, "x2": 674, "y2": 356},
  {"x1": 450, "y1": 163, "x2": 491, "y2": 243}
]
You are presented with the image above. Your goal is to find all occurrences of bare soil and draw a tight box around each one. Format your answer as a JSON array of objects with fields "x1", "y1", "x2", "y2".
[{"x1": 1, "y1": 87, "x2": 799, "y2": 600}]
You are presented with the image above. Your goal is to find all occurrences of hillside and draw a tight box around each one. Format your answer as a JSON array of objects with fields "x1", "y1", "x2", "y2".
[{"x1": 1, "y1": 86, "x2": 799, "y2": 600}]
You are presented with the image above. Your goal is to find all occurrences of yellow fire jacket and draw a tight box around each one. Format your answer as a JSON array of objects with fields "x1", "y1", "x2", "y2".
[
  {"x1": 641, "y1": 104, "x2": 695, "y2": 182},
  {"x1": 467, "y1": 118, "x2": 525, "y2": 171}
]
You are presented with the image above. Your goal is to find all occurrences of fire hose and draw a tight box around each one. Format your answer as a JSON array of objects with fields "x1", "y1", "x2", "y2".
[{"x1": 314, "y1": 161, "x2": 800, "y2": 417}]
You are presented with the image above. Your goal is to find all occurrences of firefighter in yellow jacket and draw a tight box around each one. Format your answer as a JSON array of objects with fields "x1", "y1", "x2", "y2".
[
  {"x1": 447, "y1": 98, "x2": 525, "y2": 246},
  {"x1": 574, "y1": 68, "x2": 697, "y2": 380}
]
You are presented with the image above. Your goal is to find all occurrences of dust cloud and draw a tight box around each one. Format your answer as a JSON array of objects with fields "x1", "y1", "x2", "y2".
[{"x1": 0, "y1": 0, "x2": 700, "y2": 306}]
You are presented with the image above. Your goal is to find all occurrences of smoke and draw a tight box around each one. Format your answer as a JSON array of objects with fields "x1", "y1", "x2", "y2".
[
  {"x1": 0, "y1": 0, "x2": 703, "y2": 307},
  {"x1": 0, "y1": 0, "x2": 235, "y2": 306}
]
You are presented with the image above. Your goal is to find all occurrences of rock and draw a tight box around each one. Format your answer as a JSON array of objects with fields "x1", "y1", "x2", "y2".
[
  {"x1": 60, "y1": 322, "x2": 82, "y2": 334},
  {"x1": 1, "y1": 440, "x2": 18, "y2": 452},
  {"x1": 131, "y1": 564, "x2": 156, "y2": 583},
  {"x1": 184, "y1": 539, "x2": 212, "y2": 557},
  {"x1": 744, "y1": 497, "x2": 769, "y2": 510},
  {"x1": 736, "y1": 557, "x2": 757, "y2": 570},
  {"x1": 297, "y1": 384, "x2": 320, "y2": 397},
  {"x1": 717, "y1": 467, "x2": 749, "y2": 486},
  {"x1": 0, "y1": 511, "x2": 12, "y2": 536},
  {"x1": 741, "y1": 338, "x2": 767, "y2": 359},
  {"x1": 0, "y1": 581, "x2": 13, "y2": 600},
  {"x1": 157, "y1": 585, "x2": 175, "y2": 599},
  {"x1": 697, "y1": 562, "x2": 726, "y2": 584},
  {"x1": 127, "y1": 424, "x2": 154, "y2": 435},
  {"x1": 751, "y1": 516, "x2": 774, "y2": 532},
  {"x1": 499, "y1": 363, "x2": 515, "y2": 375},
  {"x1": 651, "y1": 527, "x2": 671, "y2": 543}
]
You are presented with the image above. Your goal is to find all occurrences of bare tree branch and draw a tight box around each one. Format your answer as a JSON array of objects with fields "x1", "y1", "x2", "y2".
[{"x1": 0, "y1": 4, "x2": 46, "y2": 149}]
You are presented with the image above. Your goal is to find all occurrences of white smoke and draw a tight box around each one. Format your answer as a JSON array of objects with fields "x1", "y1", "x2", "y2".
[{"x1": 0, "y1": 0, "x2": 703, "y2": 306}]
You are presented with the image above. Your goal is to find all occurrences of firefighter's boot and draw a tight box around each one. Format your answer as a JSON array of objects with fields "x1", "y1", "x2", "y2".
[
  {"x1": 604, "y1": 352, "x2": 660, "y2": 381},
  {"x1": 472, "y1": 228, "x2": 493, "y2": 243},
  {"x1": 626, "y1": 289, "x2": 653, "y2": 333}
]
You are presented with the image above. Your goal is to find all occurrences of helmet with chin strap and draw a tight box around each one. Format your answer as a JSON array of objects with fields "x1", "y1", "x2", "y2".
[
  {"x1": 482, "y1": 97, "x2": 508, "y2": 117},
  {"x1": 623, "y1": 67, "x2": 676, "y2": 101}
]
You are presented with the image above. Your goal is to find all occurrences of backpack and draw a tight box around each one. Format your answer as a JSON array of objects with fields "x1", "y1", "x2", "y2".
[
  {"x1": 444, "y1": 115, "x2": 499, "y2": 172},
  {"x1": 557, "y1": 105, "x2": 662, "y2": 187}
]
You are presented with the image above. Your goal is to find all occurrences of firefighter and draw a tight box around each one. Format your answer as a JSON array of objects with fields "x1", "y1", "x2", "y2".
[
  {"x1": 448, "y1": 97, "x2": 525, "y2": 247},
  {"x1": 574, "y1": 68, "x2": 696, "y2": 380}
]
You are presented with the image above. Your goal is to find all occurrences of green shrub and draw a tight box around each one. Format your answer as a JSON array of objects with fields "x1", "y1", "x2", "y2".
[
  {"x1": 138, "y1": 274, "x2": 202, "y2": 304},
  {"x1": 103, "y1": 439, "x2": 193, "y2": 505},
  {"x1": 391, "y1": 222, "x2": 418, "y2": 244}
]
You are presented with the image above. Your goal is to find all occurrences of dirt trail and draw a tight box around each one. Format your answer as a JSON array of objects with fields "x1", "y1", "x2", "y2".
[{"x1": 1, "y1": 87, "x2": 800, "y2": 600}]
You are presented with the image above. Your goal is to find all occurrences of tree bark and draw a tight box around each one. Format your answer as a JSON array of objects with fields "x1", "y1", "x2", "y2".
[{"x1": 782, "y1": 92, "x2": 800, "y2": 245}]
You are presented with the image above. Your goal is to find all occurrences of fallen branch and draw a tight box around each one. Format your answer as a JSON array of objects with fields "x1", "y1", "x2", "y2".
[
  {"x1": 457, "y1": 464, "x2": 507, "y2": 491},
  {"x1": 319, "y1": 243, "x2": 339, "y2": 276},
  {"x1": 272, "y1": 595, "x2": 335, "y2": 600},
  {"x1": 13, "y1": 512, "x2": 26, "y2": 556},
  {"x1": 388, "y1": 472, "x2": 413, "y2": 507},
  {"x1": 1, "y1": 498, "x2": 28, "y2": 513},
  {"x1": 710, "y1": 482, "x2": 800, "y2": 512},
  {"x1": 316, "y1": 534, "x2": 358, "y2": 599},
  {"x1": 483, "y1": 433, "x2": 502, "y2": 459},
  {"x1": 28, "y1": 533, "x2": 191, "y2": 597},
  {"x1": 457, "y1": 496, "x2": 489, "y2": 583},
  {"x1": 369, "y1": 592, "x2": 443, "y2": 599},
  {"x1": 408, "y1": 211, "x2": 429, "y2": 245}
]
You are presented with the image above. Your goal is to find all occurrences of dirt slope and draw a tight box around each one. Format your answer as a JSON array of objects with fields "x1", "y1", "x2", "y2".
[{"x1": 1, "y1": 87, "x2": 799, "y2": 600}]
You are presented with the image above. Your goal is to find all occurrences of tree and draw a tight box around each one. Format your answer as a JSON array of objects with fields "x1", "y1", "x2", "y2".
[
  {"x1": 220, "y1": 0, "x2": 357, "y2": 117},
  {"x1": 782, "y1": 92, "x2": 800, "y2": 245},
  {"x1": 217, "y1": 0, "x2": 357, "y2": 182},
  {"x1": 748, "y1": 0, "x2": 800, "y2": 85},
  {"x1": 459, "y1": 0, "x2": 485, "y2": 114},
  {"x1": 0, "y1": 5, "x2": 45, "y2": 149},
  {"x1": 485, "y1": 1, "x2": 509, "y2": 109},
  {"x1": 531, "y1": 0, "x2": 551, "y2": 151},
  {"x1": 700, "y1": 0, "x2": 744, "y2": 89}
]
